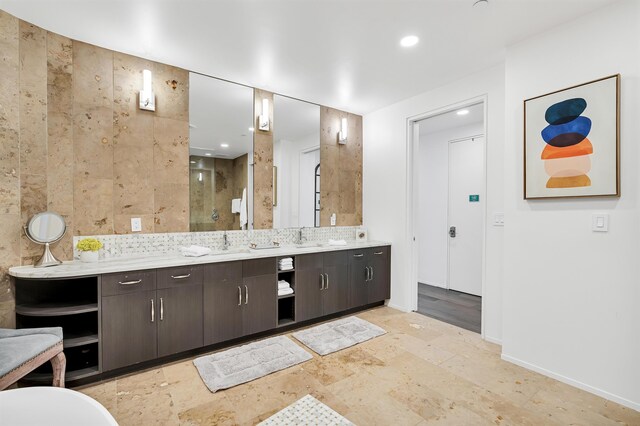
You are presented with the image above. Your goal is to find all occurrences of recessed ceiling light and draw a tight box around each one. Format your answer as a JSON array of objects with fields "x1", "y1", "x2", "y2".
[
  {"x1": 400, "y1": 35, "x2": 419, "y2": 47},
  {"x1": 220, "y1": 143, "x2": 229, "y2": 148},
  {"x1": 248, "y1": 127, "x2": 255, "y2": 132},
  {"x1": 205, "y1": 153, "x2": 212, "y2": 156},
  {"x1": 457, "y1": 109, "x2": 470, "y2": 116}
]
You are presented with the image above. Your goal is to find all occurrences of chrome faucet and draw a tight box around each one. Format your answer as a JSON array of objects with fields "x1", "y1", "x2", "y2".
[
  {"x1": 222, "y1": 232, "x2": 230, "y2": 251},
  {"x1": 296, "y1": 227, "x2": 306, "y2": 245}
]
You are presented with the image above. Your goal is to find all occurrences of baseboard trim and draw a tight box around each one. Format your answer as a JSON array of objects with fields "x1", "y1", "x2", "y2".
[
  {"x1": 483, "y1": 335, "x2": 502, "y2": 345},
  {"x1": 501, "y1": 353, "x2": 639, "y2": 411}
]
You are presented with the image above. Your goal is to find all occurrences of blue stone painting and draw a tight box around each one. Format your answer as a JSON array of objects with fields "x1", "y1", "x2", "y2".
[{"x1": 540, "y1": 98, "x2": 593, "y2": 188}]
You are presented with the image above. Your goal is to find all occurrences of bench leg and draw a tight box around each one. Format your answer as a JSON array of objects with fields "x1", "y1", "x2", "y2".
[{"x1": 51, "y1": 351, "x2": 66, "y2": 388}]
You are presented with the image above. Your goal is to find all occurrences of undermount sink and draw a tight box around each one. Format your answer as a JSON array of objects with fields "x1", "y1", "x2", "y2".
[
  {"x1": 293, "y1": 242, "x2": 322, "y2": 249},
  {"x1": 211, "y1": 247, "x2": 251, "y2": 255}
]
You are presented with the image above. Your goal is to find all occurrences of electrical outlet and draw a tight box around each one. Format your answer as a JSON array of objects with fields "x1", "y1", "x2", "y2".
[{"x1": 131, "y1": 217, "x2": 142, "y2": 232}]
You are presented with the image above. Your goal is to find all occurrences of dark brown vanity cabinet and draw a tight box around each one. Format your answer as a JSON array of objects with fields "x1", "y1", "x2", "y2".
[
  {"x1": 349, "y1": 246, "x2": 391, "y2": 308},
  {"x1": 296, "y1": 251, "x2": 349, "y2": 322},
  {"x1": 203, "y1": 258, "x2": 277, "y2": 346},
  {"x1": 101, "y1": 266, "x2": 203, "y2": 371}
]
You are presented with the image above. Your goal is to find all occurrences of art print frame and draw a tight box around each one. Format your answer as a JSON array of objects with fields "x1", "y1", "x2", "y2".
[{"x1": 524, "y1": 74, "x2": 620, "y2": 199}]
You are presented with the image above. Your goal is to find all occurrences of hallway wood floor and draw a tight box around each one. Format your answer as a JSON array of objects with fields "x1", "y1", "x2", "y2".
[{"x1": 417, "y1": 283, "x2": 481, "y2": 333}]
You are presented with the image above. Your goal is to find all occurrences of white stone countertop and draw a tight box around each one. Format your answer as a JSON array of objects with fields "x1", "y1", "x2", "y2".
[{"x1": 9, "y1": 240, "x2": 390, "y2": 279}]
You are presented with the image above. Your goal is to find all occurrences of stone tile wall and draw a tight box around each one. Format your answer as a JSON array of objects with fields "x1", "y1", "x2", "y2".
[
  {"x1": 0, "y1": 11, "x2": 189, "y2": 327},
  {"x1": 320, "y1": 107, "x2": 363, "y2": 226}
]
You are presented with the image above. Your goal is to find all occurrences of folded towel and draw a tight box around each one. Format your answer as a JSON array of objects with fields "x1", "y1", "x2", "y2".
[
  {"x1": 279, "y1": 265, "x2": 294, "y2": 271},
  {"x1": 180, "y1": 245, "x2": 212, "y2": 257},
  {"x1": 231, "y1": 198, "x2": 241, "y2": 213},
  {"x1": 328, "y1": 239, "x2": 347, "y2": 246},
  {"x1": 278, "y1": 281, "x2": 290, "y2": 290},
  {"x1": 278, "y1": 287, "x2": 294, "y2": 296},
  {"x1": 279, "y1": 257, "x2": 293, "y2": 262}
]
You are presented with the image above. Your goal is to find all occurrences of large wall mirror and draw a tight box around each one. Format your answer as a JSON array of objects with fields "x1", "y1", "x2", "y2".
[
  {"x1": 189, "y1": 73, "x2": 254, "y2": 231},
  {"x1": 273, "y1": 95, "x2": 321, "y2": 229}
]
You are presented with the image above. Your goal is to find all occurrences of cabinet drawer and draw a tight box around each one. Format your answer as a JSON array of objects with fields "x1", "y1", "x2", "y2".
[
  {"x1": 205, "y1": 261, "x2": 242, "y2": 284},
  {"x1": 101, "y1": 270, "x2": 156, "y2": 296},
  {"x1": 243, "y1": 257, "x2": 276, "y2": 277},
  {"x1": 157, "y1": 265, "x2": 203, "y2": 289},
  {"x1": 371, "y1": 246, "x2": 390, "y2": 258}
]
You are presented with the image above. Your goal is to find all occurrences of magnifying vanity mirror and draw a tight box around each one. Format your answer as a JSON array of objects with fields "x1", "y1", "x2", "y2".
[
  {"x1": 189, "y1": 73, "x2": 254, "y2": 231},
  {"x1": 273, "y1": 95, "x2": 321, "y2": 228},
  {"x1": 24, "y1": 211, "x2": 67, "y2": 267}
]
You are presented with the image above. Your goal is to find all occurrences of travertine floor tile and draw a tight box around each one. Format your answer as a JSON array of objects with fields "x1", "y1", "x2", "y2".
[{"x1": 76, "y1": 306, "x2": 639, "y2": 425}]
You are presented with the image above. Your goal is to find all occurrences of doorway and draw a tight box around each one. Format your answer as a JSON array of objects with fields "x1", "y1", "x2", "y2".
[{"x1": 413, "y1": 101, "x2": 485, "y2": 333}]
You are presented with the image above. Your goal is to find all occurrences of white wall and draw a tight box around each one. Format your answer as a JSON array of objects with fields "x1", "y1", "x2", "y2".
[
  {"x1": 363, "y1": 64, "x2": 505, "y2": 343},
  {"x1": 418, "y1": 122, "x2": 483, "y2": 287},
  {"x1": 502, "y1": 0, "x2": 640, "y2": 410}
]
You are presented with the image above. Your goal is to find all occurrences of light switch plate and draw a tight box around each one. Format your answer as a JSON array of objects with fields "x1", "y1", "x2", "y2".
[
  {"x1": 493, "y1": 212, "x2": 505, "y2": 227},
  {"x1": 592, "y1": 213, "x2": 609, "y2": 232},
  {"x1": 131, "y1": 217, "x2": 142, "y2": 232}
]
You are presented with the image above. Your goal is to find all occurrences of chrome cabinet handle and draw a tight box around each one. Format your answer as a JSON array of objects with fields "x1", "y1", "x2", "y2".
[
  {"x1": 370, "y1": 267, "x2": 374, "y2": 281},
  {"x1": 374, "y1": 251, "x2": 383, "y2": 255},
  {"x1": 238, "y1": 286, "x2": 242, "y2": 306},
  {"x1": 320, "y1": 273, "x2": 325, "y2": 290},
  {"x1": 170, "y1": 273, "x2": 191, "y2": 279},
  {"x1": 118, "y1": 279, "x2": 142, "y2": 285},
  {"x1": 353, "y1": 253, "x2": 364, "y2": 258},
  {"x1": 366, "y1": 267, "x2": 372, "y2": 282},
  {"x1": 324, "y1": 273, "x2": 329, "y2": 289},
  {"x1": 151, "y1": 299, "x2": 155, "y2": 322},
  {"x1": 245, "y1": 285, "x2": 249, "y2": 304},
  {"x1": 160, "y1": 297, "x2": 164, "y2": 321}
]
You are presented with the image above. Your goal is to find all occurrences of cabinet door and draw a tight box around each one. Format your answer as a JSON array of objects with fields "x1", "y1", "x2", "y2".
[
  {"x1": 295, "y1": 253, "x2": 324, "y2": 322},
  {"x1": 322, "y1": 251, "x2": 349, "y2": 316},
  {"x1": 368, "y1": 246, "x2": 391, "y2": 303},
  {"x1": 242, "y1": 274, "x2": 277, "y2": 336},
  {"x1": 157, "y1": 284, "x2": 203, "y2": 357},
  {"x1": 203, "y1": 262, "x2": 243, "y2": 345},
  {"x1": 348, "y1": 250, "x2": 369, "y2": 308},
  {"x1": 102, "y1": 291, "x2": 157, "y2": 371}
]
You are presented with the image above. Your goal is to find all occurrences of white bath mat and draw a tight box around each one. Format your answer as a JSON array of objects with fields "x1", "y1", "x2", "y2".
[
  {"x1": 193, "y1": 335, "x2": 312, "y2": 393},
  {"x1": 292, "y1": 316, "x2": 386, "y2": 356},
  {"x1": 258, "y1": 395, "x2": 353, "y2": 426}
]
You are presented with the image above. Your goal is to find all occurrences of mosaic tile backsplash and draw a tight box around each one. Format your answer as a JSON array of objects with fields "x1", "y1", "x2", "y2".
[{"x1": 72, "y1": 227, "x2": 360, "y2": 260}]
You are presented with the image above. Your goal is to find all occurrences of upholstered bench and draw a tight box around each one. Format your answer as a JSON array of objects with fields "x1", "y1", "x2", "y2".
[{"x1": 0, "y1": 327, "x2": 66, "y2": 390}]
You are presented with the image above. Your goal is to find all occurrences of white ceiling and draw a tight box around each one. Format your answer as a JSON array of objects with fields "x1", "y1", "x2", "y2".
[
  {"x1": 419, "y1": 102, "x2": 484, "y2": 136},
  {"x1": 0, "y1": 0, "x2": 617, "y2": 114}
]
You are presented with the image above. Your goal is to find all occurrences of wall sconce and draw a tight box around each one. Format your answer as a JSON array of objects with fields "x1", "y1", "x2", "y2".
[
  {"x1": 258, "y1": 98, "x2": 270, "y2": 131},
  {"x1": 338, "y1": 117, "x2": 348, "y2": 144},
  {"x1": 198, "y1": 172, "x2": 203, "y2": 182},
  {"x1": 139, "y1": 69, "x2": 155, "y2": 111}
]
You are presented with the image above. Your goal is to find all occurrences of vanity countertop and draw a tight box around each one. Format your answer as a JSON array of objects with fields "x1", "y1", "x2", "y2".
[{"x1": 9, "y1": 240, "x2": 390, "y2": 279}]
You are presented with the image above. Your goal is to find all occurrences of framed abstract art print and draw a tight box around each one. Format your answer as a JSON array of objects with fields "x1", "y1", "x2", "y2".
[{"x1": 524, "y1": 74, "x2": 620, "y2": 199}]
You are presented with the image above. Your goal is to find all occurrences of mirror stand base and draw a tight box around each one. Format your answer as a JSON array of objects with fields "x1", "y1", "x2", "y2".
[{"x1": 34, "y1": 242, "x2": 62, "y2": 268}]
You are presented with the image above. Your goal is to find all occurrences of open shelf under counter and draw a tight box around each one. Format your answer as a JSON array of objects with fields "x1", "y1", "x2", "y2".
[
  {"x1": 24, "y1": 366, "x2": 100, "y2": 384},
  {"x1": 15, "y1": 302, "x2": 99, "y2": 317}
]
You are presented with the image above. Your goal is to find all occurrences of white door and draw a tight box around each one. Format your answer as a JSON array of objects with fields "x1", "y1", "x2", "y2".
[{"x1": 448, "y1": 136, "x2": 484, "y2": 296}]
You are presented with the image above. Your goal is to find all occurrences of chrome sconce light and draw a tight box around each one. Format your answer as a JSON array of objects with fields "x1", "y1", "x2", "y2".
[
  {"x1": 139, "y1": 69, "x2": 156, "y2": 111},
  {"x1": 338, "y1": 117, "x2": 348, "y2": 144},
  {"x1": 258, "y1": 98, "x2": 270, "y2": 131}
]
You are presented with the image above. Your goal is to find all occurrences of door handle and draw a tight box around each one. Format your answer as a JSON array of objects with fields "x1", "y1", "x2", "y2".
[
  {"x1": 238, "y1": 286, "x2": 242, "y2": 306},
  {"x1": 150, "y1": 299, "x2": 155, "y2": 322},
  {"x1": 244, "y1": 285, "x2": 249, "y2": 304},
  {"x1": 449, "y1": 226, "x2": 456, "y2": 238},
  {"x1": 160, "y1": 297, "x2": 164, "y2": 321},
  {"x1": 320, "y1": 273, "x2": 325, "y2": 290},
  {"x1": 365, "y1": 266, "x2": 370, "y2": 282},
  {"x1": 324, "y1": 273, "x2": 329, "y2": 289}
]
